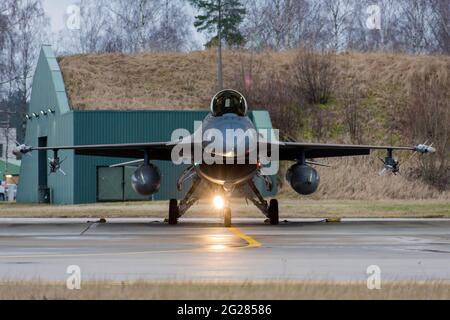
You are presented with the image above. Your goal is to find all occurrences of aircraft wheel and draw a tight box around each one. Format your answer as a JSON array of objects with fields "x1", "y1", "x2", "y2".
[
  {"x1": 168, "y1": 199, "x2": 179, "y2": 225},
  {"x1": 268, "y1": 199, "x2": 279, "y2": 225},
  {"x1": 224, "y1": 207, "x2": 232, "y2": 228}
]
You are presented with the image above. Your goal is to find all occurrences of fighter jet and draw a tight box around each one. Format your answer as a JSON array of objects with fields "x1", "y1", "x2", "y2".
[{"x1": 15, "y1": 89, "x2": 436, "y2": 227}]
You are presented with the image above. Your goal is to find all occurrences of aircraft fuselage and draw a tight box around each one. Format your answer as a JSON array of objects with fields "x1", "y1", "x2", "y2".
[{"x1": 195, "y1": 113, "x2": 260, "y2": 187}]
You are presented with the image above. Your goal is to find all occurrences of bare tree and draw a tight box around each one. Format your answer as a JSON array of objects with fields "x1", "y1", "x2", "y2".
[
  {"x1": 378, "y1": 0, "x2": 404, "y2": 51},
  {"x1": 293, "y1": 49, "x2": 336, "y2": 106},
  {"x1": 0, "y1": 0, "x2": 47, "y2": 99},
  {"x1": 80, "y1": 1, "x2": 112, "y2": 53},
  {"x1": 398, "y1": 0, "x2": 432, "y2": 54},
  {"x1": 242, "y1": 0, "x2": 325, "y2": 50},
  {"x1": 322, "y1": 0, "x2": 353, "y2": 51},
  {"x1": 339, "y1": 78, "x2": 364, "y2": 143},
  {"x1": 241, "y1": 0, "x2": 447, "y2": 54},
  {"x1": 241, "y1": 0, "x2": 270, "y2": 50},
  {"x1": 292, "y1": 49, "x2": 337, "y2": 140},
  {"x1": 0, "y1": 0, "x2": 20, "y2": 94},
  {"x1": 55, "y1": 0, "x2": 193, "y2": 55},
  {"x1": 13, "y1": 1, "x2": 48, "y2": 102},
  {"x1": 231, "y1": 53, "x2": 300, "y2": 137},
  {"x1": 108, "y1": 0, "x2": 164, "y2": 52},
  {"x1": 264, "y1": 0, "x2": 308, "y2": 49},
  {"x1": 429, "y1": 0, "x2": 450, "y2": 54},
  {"x1": 345, "y1": 0, "x2": 441, "y2": 54},
  {"x1": 149, "y1": 0, "x2": 193, "y2": 52},
  {"x1": 56, "y1": 0, "x2": 125, "y2": 55},
  {"x1": 405, "y1": 72, "x2": 449, "y2": 189},
  {"x1": 0, "y1": 0, "x2": 47, "y2": 142}
]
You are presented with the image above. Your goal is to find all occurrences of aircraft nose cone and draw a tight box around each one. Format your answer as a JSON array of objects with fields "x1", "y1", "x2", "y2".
[{"x1": 202, "y1": 115, "x2": 257, "y2": 158}]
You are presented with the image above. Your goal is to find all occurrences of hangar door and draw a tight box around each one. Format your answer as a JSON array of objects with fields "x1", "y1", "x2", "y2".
[{"x1": 97, "y1": 166, "x2": 150, "y2": 202}]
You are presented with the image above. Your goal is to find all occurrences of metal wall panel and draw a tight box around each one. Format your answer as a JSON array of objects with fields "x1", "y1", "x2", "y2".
[
  {"x1": 97, "y1": 167, "x2": 123, "y2": 201},
  {"x1": 73, "y1": 110, "x2": 208, "y2": 203}
]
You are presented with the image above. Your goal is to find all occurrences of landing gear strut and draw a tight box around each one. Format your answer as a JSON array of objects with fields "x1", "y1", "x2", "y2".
[
  {"x1": 245, "y1": 180, "x2": 279, "y2": 225},
  {"x1": 167, "y1": 178, "x2": 201, "y2": 225},
  {"x1": 223, "y1": 207, "x2": 232, "y2": 228}
]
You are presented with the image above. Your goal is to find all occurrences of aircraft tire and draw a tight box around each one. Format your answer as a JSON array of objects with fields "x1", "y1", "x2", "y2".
[
  {"x1": 168, "y1": 199, "x2": 179, "y2": 225},
  {"x1": 268, "y1": 199, "x2": 279, "y2": 225},
  {"x1": 224, "y1": 207, "x2": 232, "y2": 228}
]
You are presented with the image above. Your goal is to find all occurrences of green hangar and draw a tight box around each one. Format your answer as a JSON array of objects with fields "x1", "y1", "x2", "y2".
[{"x1": 17, "y1": 46, "x2": 276, "y2": 204}]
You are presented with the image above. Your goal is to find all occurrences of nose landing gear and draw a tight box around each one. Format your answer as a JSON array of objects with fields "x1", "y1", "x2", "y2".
[{"x1": 224, "y1": 207, "x2": 232, "y2": 228}]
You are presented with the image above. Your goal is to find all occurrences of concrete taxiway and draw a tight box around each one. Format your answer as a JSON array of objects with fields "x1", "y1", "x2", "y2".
[{"x1": 0, "y1": 218, "x2": 449, "y2": 281}]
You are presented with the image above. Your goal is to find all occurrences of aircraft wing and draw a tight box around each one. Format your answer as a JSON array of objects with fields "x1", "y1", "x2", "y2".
[
  {"x1": 275, "y1": 142, "x2": 435, "y2": 160},
  {"x1": 17, "y1": 141, "x2": 187, "y2": 161},
  {"x1": 15, "y1": 140, "x2": 435, "y2": 162}
]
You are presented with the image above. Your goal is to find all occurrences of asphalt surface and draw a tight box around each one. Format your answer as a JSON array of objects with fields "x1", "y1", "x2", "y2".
[{"x1": 0, "y1": 218, "x2": 449, "y2": 281}]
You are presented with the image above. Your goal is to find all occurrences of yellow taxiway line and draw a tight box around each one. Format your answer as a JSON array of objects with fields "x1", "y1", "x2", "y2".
[
  {"x1": 0, "y1": 226, "x2": 261, "y2": 259},
  {"x1": 228, "y1": 227, "x2": 262, "y2": 248}
]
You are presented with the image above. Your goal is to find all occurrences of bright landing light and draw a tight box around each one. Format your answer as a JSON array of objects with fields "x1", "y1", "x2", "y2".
[{"x1": 213, "y1": 195, "x2": 225, "y2": 209}]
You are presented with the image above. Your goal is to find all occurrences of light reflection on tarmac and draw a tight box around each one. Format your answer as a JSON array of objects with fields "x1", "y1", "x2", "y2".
[{"x1": 0, "y1": 218, "x2": 449, "y2": 281}]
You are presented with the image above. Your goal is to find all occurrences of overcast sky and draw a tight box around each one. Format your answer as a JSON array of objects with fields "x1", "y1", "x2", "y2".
[
  {"x1": 42, "y1": 0, "x2": 75, "y2": 33},
  {"x1": 41, "y1": 0, "x2": 204, "y2": 48}
]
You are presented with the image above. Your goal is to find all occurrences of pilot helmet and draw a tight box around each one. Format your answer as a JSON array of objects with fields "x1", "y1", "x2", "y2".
[{"x1": 210, "y1": 89, "x2": 248, "y2": 117}]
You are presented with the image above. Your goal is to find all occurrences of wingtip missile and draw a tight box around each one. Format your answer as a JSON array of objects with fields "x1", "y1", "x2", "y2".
[
  {"x1": 12, "y1": 144, "x2": 33, "y2": 156},
  {"x1": 414, "y1": 144, "x2": 436, "y2": 154}
]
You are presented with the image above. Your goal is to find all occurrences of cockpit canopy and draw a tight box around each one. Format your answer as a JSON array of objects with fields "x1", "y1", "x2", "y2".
[{"x1": 210, "y1": 89, "x2": 248, "y2": 117}]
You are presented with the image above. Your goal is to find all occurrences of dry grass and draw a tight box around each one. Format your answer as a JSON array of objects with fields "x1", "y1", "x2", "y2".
[
  {"x1": 1, "y1": 198, "x2": 449, "y2": 218},
  {"x1": 58, "y1": 50, "x2": 450, "y2": 112},
  {"x1": 1, "y1": 280, "x2": 449, "y2": 300},
  {"x1": 280, "y1": 157, "x2": 450, "y2": 200}
]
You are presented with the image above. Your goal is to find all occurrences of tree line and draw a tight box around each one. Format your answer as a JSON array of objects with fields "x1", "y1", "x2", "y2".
[
  {"x1": 54, "y1": 0, "x2": 450, "y2": 55},
  {"x1": 243, "y1": 0, "x2": 449, "y2": 54}
]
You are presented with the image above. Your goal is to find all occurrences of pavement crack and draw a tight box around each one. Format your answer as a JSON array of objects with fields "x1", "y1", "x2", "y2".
[
  {"x1": 80, "y1": 222, "x2": 95, "y2": 236},
  {"x1": 80, "y1": 219, "x2": 106, "y2": 236}
]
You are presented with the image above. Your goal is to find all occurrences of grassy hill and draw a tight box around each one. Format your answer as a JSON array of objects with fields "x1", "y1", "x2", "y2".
[
  {"x1": 58, "y1": 49, "x2": 450, "y2": 200},
  {"x1": 59, "y1": 49, "x2": 449, "y2": 111}
]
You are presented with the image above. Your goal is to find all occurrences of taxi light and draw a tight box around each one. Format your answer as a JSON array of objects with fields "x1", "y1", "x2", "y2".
[{"x1": 213, "y1": 195, "x2": 225, "y2": 209}]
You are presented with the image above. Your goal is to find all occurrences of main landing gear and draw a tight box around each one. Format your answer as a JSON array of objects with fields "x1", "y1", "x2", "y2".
[
  {"x1": 168, "y1": 199, "x2": 179, "y2": 225},
  {"x1": 167, "y1": 178, "x2": 201, "y2": 226},
  {"x1": 268, "y1": 199, "x2": 279, "y2": 225},
  {"x1": 245, "y1": 180, "x2": 279, "y2": 225},
  {"x1": 168, "y1": 199, "x2": 278, "y2": 227},
  {"x1": 167, "y1": 178, "x2": 280, "y2": 227}
]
